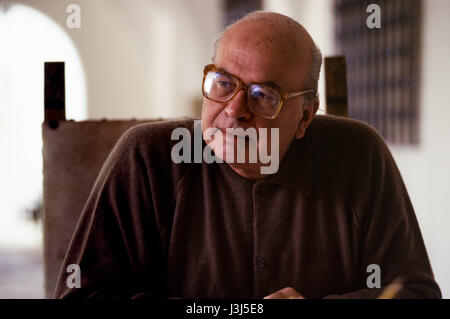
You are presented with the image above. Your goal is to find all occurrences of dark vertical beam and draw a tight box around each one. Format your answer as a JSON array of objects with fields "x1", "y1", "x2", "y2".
[
  {"x1": 44, "y1": 62, "x2": 66, "y2": 126},
  {"x1": 325, "y1": 56, "x2": 349, "y2": 117}
]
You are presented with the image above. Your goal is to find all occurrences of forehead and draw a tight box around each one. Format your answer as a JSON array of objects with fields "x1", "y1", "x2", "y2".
[{"x1": 214, "y1": 29, "x2": 307, "y2": 90}]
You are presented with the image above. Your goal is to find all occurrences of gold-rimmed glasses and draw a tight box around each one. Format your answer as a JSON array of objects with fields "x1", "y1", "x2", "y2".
[{"x1": 202, "y1": 64, "x2": 314, "y2": 119}]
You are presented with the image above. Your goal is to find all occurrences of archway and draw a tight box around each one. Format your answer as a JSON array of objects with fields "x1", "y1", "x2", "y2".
[{"x1": 0, "y1": 3, "x2": 86, "y2": 297}]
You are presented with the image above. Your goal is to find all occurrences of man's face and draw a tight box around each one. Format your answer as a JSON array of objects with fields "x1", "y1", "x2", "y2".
[{"x1": 201, "y1": 25, "x2": 316, "y2": 180}]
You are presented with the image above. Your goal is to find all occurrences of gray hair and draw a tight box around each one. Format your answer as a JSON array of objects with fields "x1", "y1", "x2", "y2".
[
  {"x1": 307, "y1": 41, "x2": 322, "y2": 101},
  {"x1": 211, "y1": 11, "x2": 322, "y2": 103}
]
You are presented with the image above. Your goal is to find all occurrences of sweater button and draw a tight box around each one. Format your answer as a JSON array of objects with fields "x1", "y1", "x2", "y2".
[{"x1": 255, "y1": 256, "x2": 267, "y2": 268}]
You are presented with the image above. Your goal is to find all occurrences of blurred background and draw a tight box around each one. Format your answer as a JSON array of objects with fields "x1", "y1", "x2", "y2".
[{"x1": 0, "y1": 0, "x2": 449, "y2": 298}]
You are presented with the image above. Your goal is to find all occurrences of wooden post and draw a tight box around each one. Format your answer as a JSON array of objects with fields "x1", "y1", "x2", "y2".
[
  {"x1": 44, "y1": 62, "x2": 66, "y2": 127},
  {"x1": 325, "y1": 56, "x2": 349, "y2": 117}
]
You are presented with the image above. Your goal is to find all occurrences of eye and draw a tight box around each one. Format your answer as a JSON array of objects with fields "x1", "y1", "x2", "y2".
[
  {"x1": 255, "y1": 90, "x2": 269, "y2": 99},
  {"x1": 250, "y1": 86, "x2": 275, "y2": 102},
  {"x1": 217, "y1": 80, "x2": 236, "y2": 90}
]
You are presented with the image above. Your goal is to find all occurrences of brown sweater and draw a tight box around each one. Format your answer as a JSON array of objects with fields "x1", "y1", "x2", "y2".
[{"x1": 54, "y1": 115, "x2": 441, "y2": 299}]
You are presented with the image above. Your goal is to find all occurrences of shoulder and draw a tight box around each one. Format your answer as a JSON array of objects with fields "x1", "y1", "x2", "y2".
[
  {"x1": 118, "y1": 118, "x2": 196, "y2": 147},
  {"x1": 306, "y1": 115, "x2": 390, "y2": 165},
  {"x1": 103, "y1": 118, "x2": 198, "y2": 188},
  {"x1": 308, "y1": 115, "x2": 385, "y2": 150},
  {"x1": 305, "y1": 115, "x2": 396, "y2": 207},
  {"x1": 110, "y1": 118, "x2": 196, "y2": 159}
]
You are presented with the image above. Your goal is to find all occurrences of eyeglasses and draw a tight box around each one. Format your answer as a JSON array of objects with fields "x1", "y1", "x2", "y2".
[{"x1": 202, "y1": 64, "x2": 314, "y2": 119}]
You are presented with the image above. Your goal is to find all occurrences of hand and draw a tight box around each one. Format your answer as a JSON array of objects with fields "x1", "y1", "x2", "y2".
[{"x1": 263, "y1": 287, "x2": 305, "y2": 299}]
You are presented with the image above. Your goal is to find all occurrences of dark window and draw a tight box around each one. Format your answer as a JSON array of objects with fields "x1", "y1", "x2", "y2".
[
  {"x1": 334, "y1": 0, "x2": 422, "y2": 144},
  {"x1": 224, "y1": 0, "x2": 262, "y2": 28}
]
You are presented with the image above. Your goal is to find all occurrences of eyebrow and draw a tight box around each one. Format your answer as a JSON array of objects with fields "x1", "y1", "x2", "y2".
[{"x1": 217, "y1": 66, "x2": 283, "y2": 91}]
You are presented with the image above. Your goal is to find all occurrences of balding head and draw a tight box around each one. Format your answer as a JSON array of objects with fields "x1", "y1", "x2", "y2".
[
  {"x1": 202, "y1": 11, "x2": 322, "y2": 180},
  {"x1": 213, "y1": 11, "x2": 322, "y2": 97}
]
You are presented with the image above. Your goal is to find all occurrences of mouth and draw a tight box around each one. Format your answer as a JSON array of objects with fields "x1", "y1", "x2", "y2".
[{"x1": 219, "y1": 128, "x2": 253, "y2": 143}]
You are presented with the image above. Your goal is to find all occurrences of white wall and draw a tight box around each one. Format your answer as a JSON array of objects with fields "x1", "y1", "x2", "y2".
[
  {"x1": 17, "y1": 0, "x2": 222, "y2": 119},
  {"x1": 0, "y1": 3, "x2": 86, "y2": 250},
  {"x1": 390, "y1": 0, "x2": 450, "y2": 298}
]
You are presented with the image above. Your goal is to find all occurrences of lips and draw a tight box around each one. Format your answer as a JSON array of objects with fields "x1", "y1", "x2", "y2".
[
  {"x1": 218, "y1": 128, "x2": 256, "y2": 144},
  {"x1": 219, "y1": 128, "x2": 243, "y2": 138},
  {"x1": 219, "y1": 129, "x2": 238, "y2": 143},
  {"x1": 219, "y1": 128, "x2": 237, "y2": 136}
]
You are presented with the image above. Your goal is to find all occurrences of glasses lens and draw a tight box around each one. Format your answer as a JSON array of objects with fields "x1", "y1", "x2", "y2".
[
  {"x1": 203, "y1": 71, "x2": 238, "y2": 102},
  {"x1": 248, "y1": 84, "x2": 280, "y2": 118}
]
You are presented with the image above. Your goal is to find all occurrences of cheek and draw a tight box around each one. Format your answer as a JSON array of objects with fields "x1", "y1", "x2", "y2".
[
  {"x1": 201, "y1": 100, "x2": 217, "y2": 132},
  {"x1": 270, "y1": 116, "x2": 301, "y2": 152},
  {"x1": 278, "y1": 104, "x2": 304, "y2": 133},
  {"x1": 202, "y1": 99, "x2": 223, "y2": 131}
]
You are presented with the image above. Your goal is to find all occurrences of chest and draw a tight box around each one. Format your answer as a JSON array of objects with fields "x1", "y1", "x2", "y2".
[{"x1": 165, "y1": 169, "x2": 358, "y2": 298}]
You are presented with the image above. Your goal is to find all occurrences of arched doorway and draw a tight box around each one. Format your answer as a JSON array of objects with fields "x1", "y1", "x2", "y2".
[{"x1": 0, "y1": 3, "x2": 86, "y2": 297}]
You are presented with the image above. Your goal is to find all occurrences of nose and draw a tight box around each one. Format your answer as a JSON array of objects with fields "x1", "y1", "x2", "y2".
[{"x1": 224, "y1": 89, "x2": 253, "y2": 120}]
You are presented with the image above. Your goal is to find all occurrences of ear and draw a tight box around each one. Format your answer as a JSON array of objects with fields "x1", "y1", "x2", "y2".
[{"x1": 295, "y1": 98, "x2": 319, "y2": 139}]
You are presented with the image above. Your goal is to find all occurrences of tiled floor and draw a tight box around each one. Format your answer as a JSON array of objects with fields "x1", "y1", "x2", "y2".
[{"x1": 0, "y1": 249, "x2": 45, "y2": 298}]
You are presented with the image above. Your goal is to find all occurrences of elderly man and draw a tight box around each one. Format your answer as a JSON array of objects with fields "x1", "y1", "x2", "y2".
[{"x1": 54, "y1": 12, "x2": 440, "y2": 299}]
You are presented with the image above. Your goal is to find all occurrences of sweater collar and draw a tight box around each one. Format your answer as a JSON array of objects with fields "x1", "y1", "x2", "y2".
[{"x1": 264, "y1": 133, "x2": 312, "y2": 195}]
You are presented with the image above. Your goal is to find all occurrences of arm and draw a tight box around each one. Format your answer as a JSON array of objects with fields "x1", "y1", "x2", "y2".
[
  {"x1": 323, "y1": 135, "x2": 441, "y2": 299},
  {"x1": 53, "y1": 126, "x2": 167, "y2": 299},
  {"x1": 266, "y1": 131, "x2": 441, "y2": 299}
]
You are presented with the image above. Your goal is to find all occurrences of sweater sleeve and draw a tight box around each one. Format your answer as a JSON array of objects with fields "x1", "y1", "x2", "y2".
[
  {"x1": 53, "y1": 125, "x2": 168, "y2": 299},
  {"x1": 324, "y1": 133, "x2": 441, "y2": 299}
]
